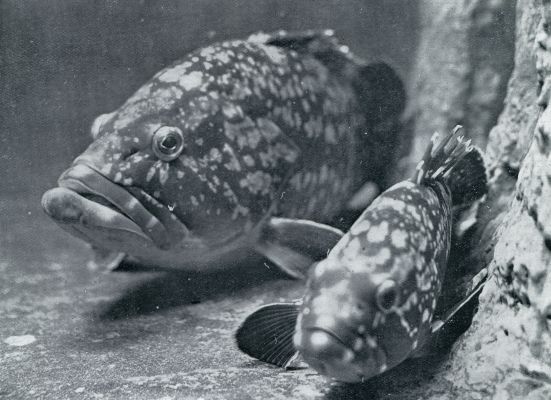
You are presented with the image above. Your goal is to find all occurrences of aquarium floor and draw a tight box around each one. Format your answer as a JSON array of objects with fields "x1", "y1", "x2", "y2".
[
  {"x1": 0, "y1": 195, "x2": 326, "y2": 399},
  {"x1": 0, "y1": 195, "x2": 439, "y2": 400}
]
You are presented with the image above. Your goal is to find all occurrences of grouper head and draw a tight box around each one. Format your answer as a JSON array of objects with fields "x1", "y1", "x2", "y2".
[{"x1": 41, "y1": 41, "x2": 299, "y2": 268}]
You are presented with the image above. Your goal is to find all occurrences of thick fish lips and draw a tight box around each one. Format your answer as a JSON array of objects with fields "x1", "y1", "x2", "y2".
[
  {"x1": 298, "y1": 324, "x2": 387, "y2": 382},
  {"x1": 41, "y1": 164, "x2": 189, "y2": 250}
]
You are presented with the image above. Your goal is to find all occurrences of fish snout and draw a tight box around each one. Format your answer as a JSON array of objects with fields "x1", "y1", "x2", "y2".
[{"x1": 299, "y1": 328, "x2": 363, "y2": 382}]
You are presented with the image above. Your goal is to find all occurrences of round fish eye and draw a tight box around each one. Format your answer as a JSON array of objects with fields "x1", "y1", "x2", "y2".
[
  {"x1": 375, "y1": 280, "x2": 399, "y2": 313},
  {"x1": 152, "y1": 126, "x2": 185, "y2": 161}
]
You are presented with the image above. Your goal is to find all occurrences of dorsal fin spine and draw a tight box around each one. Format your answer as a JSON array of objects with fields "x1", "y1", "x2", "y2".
[{"x1": 412, "y1": 125, "x2": 488, "y2": 206}]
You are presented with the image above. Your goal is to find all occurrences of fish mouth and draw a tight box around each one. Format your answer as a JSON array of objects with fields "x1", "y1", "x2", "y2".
[
  {"x1": 42, "y1": 163, "x2": 189, "y2": 250},
  {"x1": 299, "y1": 326, "x2": 386, "y2": 382},
  {"x1": 299, "y1": 327, "x2": 364, "y2": 382}
]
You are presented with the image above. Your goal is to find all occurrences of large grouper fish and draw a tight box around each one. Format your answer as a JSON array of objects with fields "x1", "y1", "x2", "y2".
[{"x1": 41, "y1": 30, "x2": 405, "y2": 275}]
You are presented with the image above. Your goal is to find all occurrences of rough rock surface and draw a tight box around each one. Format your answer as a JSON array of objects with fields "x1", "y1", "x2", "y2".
[
  {"x1": 342, "y1": 0, "x2": 551, "y2": 398},
  {"x1": 399, "y1": 0, "x2": 516, "y2": 180},
  {"x1": 410, "y1": 0, "x2": 551, "y2": 398}
]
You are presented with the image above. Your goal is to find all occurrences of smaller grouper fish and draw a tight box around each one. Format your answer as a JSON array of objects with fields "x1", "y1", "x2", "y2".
[
  {"x1": 40, "y1": 30, "x2": 405, "y2": 274},
  {"x1": 236, "y1": 126, "x2": 488, "y2": 382}
]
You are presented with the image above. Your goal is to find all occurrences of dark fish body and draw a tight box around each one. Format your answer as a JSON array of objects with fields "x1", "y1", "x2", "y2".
[
  {"x1": 41, "y1": 30, "x2": 405, "y2": 272},
  {"x1": 236, "y1": 128, "x2": 488, "y2": 382}
]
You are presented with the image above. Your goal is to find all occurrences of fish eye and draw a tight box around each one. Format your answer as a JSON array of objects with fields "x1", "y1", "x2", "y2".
[
  {"x1": 152, "y1": 126, "x2": 185, "y2": 161},
  {"x1": 375, "y1": 280, "x2": 399, "y2": 313}
]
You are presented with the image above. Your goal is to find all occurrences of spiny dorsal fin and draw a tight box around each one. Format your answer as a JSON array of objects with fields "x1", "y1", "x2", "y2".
[
  {"x1": 412, "y1": 126, "x2": 488, "y2": 206},
  {"x1": 248, "y1": 29, "x2": 357, "y2": 76},
  {"x1": 235, "y1": 303, "x2": 300, "y2": 368},
  {"x1": 249, "y1": 29, "x2": 338, "y2": 52}
]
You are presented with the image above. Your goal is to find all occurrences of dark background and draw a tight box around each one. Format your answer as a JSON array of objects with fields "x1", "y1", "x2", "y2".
[{"x1": 0, "y1": 0, "x2": 419, "y2": 199}]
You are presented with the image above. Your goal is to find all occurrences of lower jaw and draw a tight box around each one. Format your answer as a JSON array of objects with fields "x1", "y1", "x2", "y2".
[
  {"x1": 56, "y1": 163, "x2": 189, "y2": 248},
  {"x1": 42, "y1": 186, "x2": 149, "y2": 239}
]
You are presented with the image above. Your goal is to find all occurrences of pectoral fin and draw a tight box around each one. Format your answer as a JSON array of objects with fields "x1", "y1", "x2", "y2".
[
  {"x1": 412, "y1": 269, "x2": 488, "y2": 357},
  {"x1": 255, "y1": 218, "x2": 344, "y2": 279},
  {"x1": 431, "y1": 268, "x2": 488, "y2": 335},
  {"x1": 235, "y1": 303, "x2": 300, "y2": 368}
]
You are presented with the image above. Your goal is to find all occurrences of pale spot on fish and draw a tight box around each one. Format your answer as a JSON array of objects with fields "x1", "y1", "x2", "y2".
[
  {"x1": 422, "y1": 308, "x2": 430, "y2": 323},
  {"x1": 367, "y1": 222, "x2": 389, "y2": 243},
  {"x1": 342, "y1": 238, "x2": 361, "y2": 261},
  {"x1": 146, "y1": 167, "x2": 156, "y2": 182},
  {"x1": 159, "y1": 165, "x2": 169, "y2": 185},
  {"x1": 366, "y1": 336, "x2": 377, "y2": 349},
  {"x1": 239, "y1": 171, "x2": 272, "y2": 195},
  {"x1": 190, "y1": 196, "x2": 199, "y2": 207},
  {"x1": 419, "y1": 236, "x2": 428, "y2": 252},
  {"x1": 324, "y1": 124, "x2": 337, "y2": 144},
  {"x1": 347, "y1": 254, "x2": 371, "y2": 274},
  {"x1": 146, "y1": 217, "x2": 158, "y2": 229},
  {"x1": 222, "y1": 104, "x2": 243, "y2": 120},
  {"x1": 310, "y1": 331, "x2": 330, "y2": 348},
  {"x1": 179, "y1": 71, "x2": 203, "y2": 91},
  {"x1": 214, "y1": 51, "x2": 230, "y2": 63},
  {"x1": 350, "y1": 220, "x2": 371, "y2": 235},
  {"x1": 263, "y1": 46, "x2": 285, "y2": 64},
  {"x1": 391, "y1": 230, "x2": 408, "y2": 248},
  {"x1": 342, "y1": 349, "x2": 354, "y2": 363},
  {"x1": 315, "y1": 315, "x2": 335, "y2": 329},
  {"x1": 243, "y1": 155, "x2": 255, "y2": 167},
  {"x1": 371, "y1": 247, "x2": 391, "y2": 265},
  {"x1": 157, "y1": 63, "x2": 190, "y2": 83},
  {"x1": 385, "y1": 198, "x2": 406, "y2": 212}
]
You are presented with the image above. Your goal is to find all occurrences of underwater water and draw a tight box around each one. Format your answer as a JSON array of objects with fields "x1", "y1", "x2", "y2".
[{"x1": 1, "y1": 1, "x2": 420, "y2": 398}]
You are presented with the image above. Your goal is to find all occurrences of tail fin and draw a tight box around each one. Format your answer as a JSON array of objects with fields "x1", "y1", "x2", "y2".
[
  {"x1": 353, "y1": 62, "x2": 406, "y2": 189},
  {"x1": 412, "y1": 126, "x2": 488, "y2": 206},
  {"x1": 354, "y1": 62, "x2": 406, "y2": 126}
]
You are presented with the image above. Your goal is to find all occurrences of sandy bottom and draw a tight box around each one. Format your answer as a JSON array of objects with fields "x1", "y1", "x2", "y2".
[{"x1": 1, "y1": 193, "x2": 445, "y2": 400}]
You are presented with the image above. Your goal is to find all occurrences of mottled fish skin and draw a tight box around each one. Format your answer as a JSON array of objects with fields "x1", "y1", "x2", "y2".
[
  {"x1": 295, "y1": 181, "x2": 451, "y2": 381},
  {"x1": 291, "y1": 131, "x2": 486, "y2": 382},
  {"x1": 41, "y1": 30, "x2": 403, "y2": 269}
]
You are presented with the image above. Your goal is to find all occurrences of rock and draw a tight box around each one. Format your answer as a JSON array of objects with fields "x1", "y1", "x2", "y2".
[
  {"x1": 396, "y1": 0, "x2": 516, "y2": 182},
  {"x1": 420, "y1": 0, "x2": 551, "y2": 398},
  {"x1": 368, "y1": 0, "x2": 551, "y2": 398}
]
